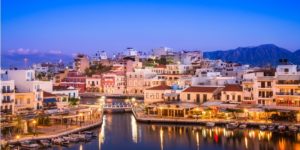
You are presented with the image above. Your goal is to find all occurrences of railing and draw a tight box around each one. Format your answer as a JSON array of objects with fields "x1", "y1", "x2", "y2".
[
  {"x1": 258, "y1": 86, "x2": 272, "y2": 88},
  {"x1": 276, "y1": 92, "x2": 300, "y2": 96},
  {"x1": 277, "y1": 80, "x2": 300, "y2": 85},
  {"x1": 1, "y1": 99, "x2": 14, "y2": 103},
  {"x1": 1, "y1": 90, "x2": 14, "y2": 93}
]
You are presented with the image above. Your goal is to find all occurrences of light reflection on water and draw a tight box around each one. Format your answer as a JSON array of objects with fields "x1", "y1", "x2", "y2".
[{"x1": 54, "y1": 113, "x2": 300, "y2": 150}]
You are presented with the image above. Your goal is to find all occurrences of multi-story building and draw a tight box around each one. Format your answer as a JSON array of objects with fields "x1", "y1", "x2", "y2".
[
  {"x1": 126, "y1": 69, "x2": 156, "y2": 95},
  {"x1": 60, "y1": 71, "x2": 86, "y2": 93},
  {"x1": 86, "y1": 75, "x2": 102, "y2": 92},
  {"x1": 14, "y1": 92, "x2": 35, "y2": 115},
  {"x1": 6, "y1": 69, "x2": 53, "y2": 109},
  {"x1": 1, "y1": 80, "x2": 15, "y2": 114},
  {"x1": 73, "y1": 54, "x2": 90, "y2": 73},
  {"x1": 274, "y1": 65, "x2": 300, "y2": 108},
  {"x1": 144, "y1": 85, "x2": 182, "y2": 104}
]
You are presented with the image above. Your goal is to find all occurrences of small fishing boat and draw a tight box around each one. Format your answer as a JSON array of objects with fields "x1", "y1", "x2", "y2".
[
  {"x1": 206, "y1": 122, "x2": 215, "y2": 128},
  {"x1": 268, "y1": 125, "x2": 275, "y2": 131},
  {"x1": 20, "y1": 140, "x2": 40, "y2": 149},
  {"x1": 278, "y1": 125, "x2": 286, "y2": 132},
  {"x1": 84, "y1": 131, "x2": 97, "y2": 138},
  {"x1": 259, "y1": 125, "x2": 267, "y2": 130},
  {"x1": 226, "y1": 122, "x2": 239, "y2": 129},
  {"x1": 288, "y1": 125, "x2": 298, "y2": 132},
  {"x1": 239, "y1": 124, "x2": 247, "y2": 129},
  {"x1": 39, "y1": 139, "x2": 51, "y2": 147}
]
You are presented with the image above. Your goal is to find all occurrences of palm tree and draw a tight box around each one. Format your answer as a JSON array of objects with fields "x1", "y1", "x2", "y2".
[{"x1": 69, "y1": 98, "x2": 79, "y2": 106}]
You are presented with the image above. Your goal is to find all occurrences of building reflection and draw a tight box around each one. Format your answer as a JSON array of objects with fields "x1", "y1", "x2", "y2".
[{"x1": 131, "y1": 115, "x2": 138, "y2": 143}]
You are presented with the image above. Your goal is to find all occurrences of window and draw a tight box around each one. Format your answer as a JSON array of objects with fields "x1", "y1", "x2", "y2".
[
  {"x1": 203, "y1": 94, "x2": 207, "y2": 102},
  {"x1": 187, "y1": 94, "x2": 190, "y2": 100},
  {"x1": 27, "y1": 98, "x2": 30, "y2": 104},
  {"x1": 238, "y1": 95, "x2": 241, "y2": 102},
  {"x1": 284, "y1": 68, "x2": 289, "y2": 73},
  {"x1": 226, "y1": 95, "x2": 229, "y2": 100}
]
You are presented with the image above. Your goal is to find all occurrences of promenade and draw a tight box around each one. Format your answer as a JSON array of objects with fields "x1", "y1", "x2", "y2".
[
  {"x1": 1, "y1": 113, "x2": 103, "y2": 145},
  {"x1": 132, "y1": 108, "x2": 300, "y2": 128}
]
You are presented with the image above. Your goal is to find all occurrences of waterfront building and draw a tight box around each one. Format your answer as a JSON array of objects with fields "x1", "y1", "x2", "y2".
[
  {"x1": 180, "y1": 86, "x2": 223, "y2": 103},
  {"x1": 73, "y1": 54, "x2": 90, "y2": 73},
  {"x1": 242, "y1": 68, "x2": 275, "y2": 105},
  {"x1": 274, "y1": 64, "x2": 300, "y2": 108},
  {"x1": 221, "y1": 84, "x2": 243, "y2": 103},
  {"x1": 101, "y1": 72, "x2": 126, "y2": 94}
]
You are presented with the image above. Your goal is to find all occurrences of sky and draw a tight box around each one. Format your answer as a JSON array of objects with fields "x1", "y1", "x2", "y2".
[{"x1": 1, "y1": 0, "x2": 300, "y2": 55}]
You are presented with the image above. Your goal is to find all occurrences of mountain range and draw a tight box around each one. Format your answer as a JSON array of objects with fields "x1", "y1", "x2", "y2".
[
  {"x1": 1, "y1": 50, "x2": 73, "y2": 68},
  {"x1": 1, "y1": 44, "x2": 300, "y2": 68},
  {"x1": 203, "y1": 44, "x2": 300, "y2": 66}
]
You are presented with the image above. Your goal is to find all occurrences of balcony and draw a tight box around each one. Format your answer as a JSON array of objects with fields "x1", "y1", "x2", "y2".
[
  {"x1": 276, "y1": 92, "x2": 300, "y2": 96},
  {"x1": 2, "y1": 99, "x2": 14, "y2": 103},
  {"x1": 1, "y1": 90, "x2": 14, "y2": 93},
  {"x1": 258, "y1": 86, "x2": 272, "y2": 89},
  {"x1": 276, "y1": 80, "x2": 300, "y2": 85}
]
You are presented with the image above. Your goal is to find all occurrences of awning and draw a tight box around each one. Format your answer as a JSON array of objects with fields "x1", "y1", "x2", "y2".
[{"x1": 43, "y1": 98, "x2": 57, "y2": 103}]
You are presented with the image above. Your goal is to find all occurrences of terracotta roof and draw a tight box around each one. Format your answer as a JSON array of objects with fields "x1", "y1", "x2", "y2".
[
  {"x1": 223, "y1": 84, "x2": 242, "y2": 92},
  {"x1": 43, "y1": 91, "x2": 56, "y2": 97},
  {"x1": 146, "y1": 85, "x2": 171, "y2": 90},
  {"x1": 182, "y1": 86, "x2": 219, "y2": 93}
]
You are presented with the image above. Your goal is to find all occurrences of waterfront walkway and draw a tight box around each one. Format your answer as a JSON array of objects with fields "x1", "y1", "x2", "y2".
[
  {"x1": 1, "y1": 114, "x2": 103, "y2": 145},
  {"x1": 132, "y1": 108, "x2": 300, "y2": 127}
]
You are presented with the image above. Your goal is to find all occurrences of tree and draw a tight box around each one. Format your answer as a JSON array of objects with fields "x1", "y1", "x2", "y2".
[
  {"x1": 69, "y1": 98, "x2": 80, "y2": 106},
  {"x1": 85, "y1": 64, "x2": 112, "y2": 77}
]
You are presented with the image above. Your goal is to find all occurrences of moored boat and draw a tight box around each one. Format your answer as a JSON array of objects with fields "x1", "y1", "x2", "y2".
[
  {"x1": 20, "y1": 140, "x2": 40, "y2": 149},
  {"x1": 268, "y1": 125, "x2": 275, "y2": 131},
  {"x1": 239, "y1": 124, "x2": 247, "y2": 129},
  {"x1": 288, "y1": 125, "x2": 298, "y2": 132},
  {"x1": 278, "y1": 125, "x2": 286, "y2": 132},
  {"x1": 259, "y1": 125, "x2": 267, "y2": 130},
  {"x1": 39, "y1": 139, "x2": 51, "y2": 147},
  {"x1": 226, "y1": 122, "x2": 239, "y2": 129},
  {"x1": 206, "y1": 122, "x2": 215, "y2": 128}
]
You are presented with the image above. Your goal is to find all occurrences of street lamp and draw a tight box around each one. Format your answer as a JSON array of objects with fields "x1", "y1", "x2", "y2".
[
  {"x1": 32, "y1": 120, "x2": 37, "y2": 136},
  {"x1": 131, "y1": 97, "x2": 136, "y2": 103},
  {"x1": 79, "y1": 113, "x2": 83, "y2": 126}
]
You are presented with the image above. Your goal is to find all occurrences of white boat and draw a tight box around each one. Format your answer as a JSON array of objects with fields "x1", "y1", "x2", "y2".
[
  {"x1": 278, "y1": 125, "x2": 286, "y2": 131},
  {"x1": 288, "y1": 125, "x2": 298, "y2": 132},
  {"x1": 84, "y1": 131, "x2": 97, "y2": 138},
  {"x1": 259, "y1": 125, "x2": 267, "y2": 130},
  {"x1": 239, "y1": 124, "x2": 247, "y2": 129},
  {"x1": 52, "y1": 137, "x2": 64, "y2": 145},
  {"x1": 20, "y1": 140, "x2": 40, "y2": 149},
  {"x1": 39, "y1": 139, "x2": 51, "y2": 147},
  {"x1": 206, "y1": 122, "x2": 215, "y2": 127},
  {"x1": 226, "y1": 122, "x2": 239, "y2": 129},
  {"x1": 268, "y1": 125, "x2": 275, "y2": 131}
]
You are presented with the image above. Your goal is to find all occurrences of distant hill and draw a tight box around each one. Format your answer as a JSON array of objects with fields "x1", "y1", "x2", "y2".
[
  {"x1": 1, "y1": 51, "x2": 73, "y2": 68},
  {"x1": 204, "y1": 44, "x2": 300, "y2": 66}
]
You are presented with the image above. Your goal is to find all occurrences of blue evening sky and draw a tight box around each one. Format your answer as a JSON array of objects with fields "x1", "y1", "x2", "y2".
[{"x1": 1, "y1": 0, "x2": 300, "y2": 55}]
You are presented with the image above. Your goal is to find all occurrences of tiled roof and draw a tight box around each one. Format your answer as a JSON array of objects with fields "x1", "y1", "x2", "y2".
[
  {"x1": 146, "y1": 85, "x2": 171, "y2": 90},
  {"x1": 43, "y1": 91, "x2": 56, "y2": 97},
  {"x1": 182, "y1": 86, "x2": 219, "y2": 93},
  {"x1": 223, "y1": 84, "x2": 242, "y2": 92}
]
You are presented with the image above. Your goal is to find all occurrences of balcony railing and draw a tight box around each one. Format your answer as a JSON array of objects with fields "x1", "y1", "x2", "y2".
[
  {"x1": 1, "y1": 90, "x2": 15, "y2": 93},
  {"x1": 258, "y1": 86, "x2": 272, "y2": 88},
  {"x1": 2, "y1": 99, "x2": 14, "y2": 103},
  {"x1": 277, "y1": 80, "x2": 300, "y2": 85},
  {"x1": 276, "y1": 92, "x2": 300, "y2": 96}
]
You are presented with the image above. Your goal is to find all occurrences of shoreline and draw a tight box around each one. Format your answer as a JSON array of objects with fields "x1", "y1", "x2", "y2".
[
  {"x1": 2, "y1": 114, "x2": 103, "y2": 145},
  {"x1": 132, "y1": 109, "x2": 300, "y2": 128}
]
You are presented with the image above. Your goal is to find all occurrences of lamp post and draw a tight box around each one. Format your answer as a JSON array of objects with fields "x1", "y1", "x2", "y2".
[
  {"x1": 32, "y1": 120, "x2": 37, "y2": 136},
  {"x1": 16, "y1": 135, "x2": 20, "y2": 149},
  {"x1": 79, "y1": 113, "x2": 83, "y2": 126}
]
